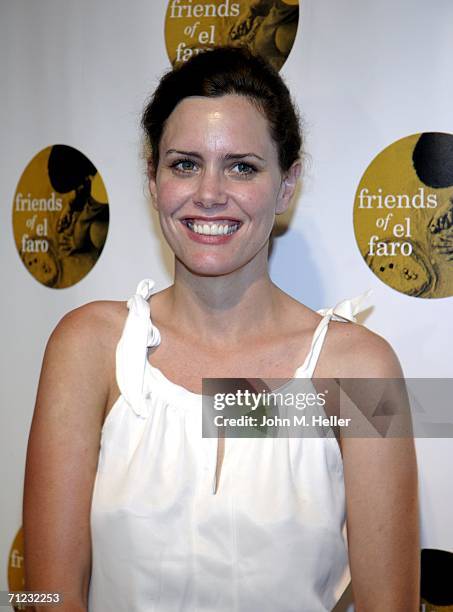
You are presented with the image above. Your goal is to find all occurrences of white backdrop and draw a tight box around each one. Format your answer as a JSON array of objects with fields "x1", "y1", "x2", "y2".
[{"x1": 1, "y1": 0, "x2": 452, "y2": 606}]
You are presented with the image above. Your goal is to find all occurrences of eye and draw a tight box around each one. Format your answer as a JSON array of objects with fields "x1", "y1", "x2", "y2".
[
  {"x1": 230, "y1": 162, "x2": 257, "y2": 177},
  {"x1": 171, "y1": 158, "x2": 198, "y2": 174}
]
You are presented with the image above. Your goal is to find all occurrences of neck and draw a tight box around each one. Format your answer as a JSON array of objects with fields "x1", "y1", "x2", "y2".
[{"x1": 165, "y1": 254, "x2": 283, "y2": 349}]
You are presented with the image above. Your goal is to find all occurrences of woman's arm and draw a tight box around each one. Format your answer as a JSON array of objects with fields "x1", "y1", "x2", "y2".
[
  {"x1": 341, "y1": 331, "x2": 420, "y2": 611},
  {"x1": 23, "y1": 303, "x2": 114, "y2": 611}
]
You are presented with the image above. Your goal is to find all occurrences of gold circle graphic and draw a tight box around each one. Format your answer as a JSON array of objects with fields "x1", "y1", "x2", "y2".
[
  {"x1": 354, "y1": 133, "x2": 453, "y2": 299},
  {"x1": 8, "y1": 527, "x2": 25, "y2": 611},
  {"x1": 165, "y1": 0, "x2": 299, "y2": 71},
  {"x1": 12, "y1": 145, "x2": 109, "y2": 289}
]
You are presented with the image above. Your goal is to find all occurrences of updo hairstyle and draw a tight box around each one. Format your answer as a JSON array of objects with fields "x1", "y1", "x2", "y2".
[{"x1": 141, "y1": 46, "x2": 302, "y2": 174}]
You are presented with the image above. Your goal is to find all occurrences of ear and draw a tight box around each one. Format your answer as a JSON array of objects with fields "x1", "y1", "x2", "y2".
[
  {"x1": 147, "y1": 160, "x2": 158, "y2": 210},
  {"x1": 275, "y1": 160, "x2": 301, "y2": 214}
]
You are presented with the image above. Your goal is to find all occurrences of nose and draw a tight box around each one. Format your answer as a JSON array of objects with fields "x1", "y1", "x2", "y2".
[{"x1": 193, "y1": 167, "x2": 227, "y2": 208}]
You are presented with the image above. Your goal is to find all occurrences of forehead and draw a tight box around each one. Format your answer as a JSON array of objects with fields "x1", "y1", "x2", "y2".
[{"x1": 160, "y1": 94, "x2": 275, "y2": 155}]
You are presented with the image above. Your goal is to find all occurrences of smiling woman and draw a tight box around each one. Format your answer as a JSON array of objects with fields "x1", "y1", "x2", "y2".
[
  {"x1": 148, "y1": 93, "x2": 299, "y2": 276},
  {"x1": 23, "y1": 47, "x2": 420, "y2": 612}
]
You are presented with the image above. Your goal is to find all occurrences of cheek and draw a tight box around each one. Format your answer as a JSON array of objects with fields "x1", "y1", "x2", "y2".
[
  {"x1": 235, "y1": 183, "x2": 279, "y2": 215},
  {"x1": 155, "y1": 178, "x2": 189, "y2": 210}
]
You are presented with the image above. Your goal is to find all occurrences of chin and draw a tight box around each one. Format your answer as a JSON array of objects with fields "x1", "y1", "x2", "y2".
[{"x1": 177, "y1": 255, "x2": 243, "y2": 278}]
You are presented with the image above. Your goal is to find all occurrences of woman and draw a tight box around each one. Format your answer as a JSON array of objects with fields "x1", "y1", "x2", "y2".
[{"x1": 23, "y1": 47, "x2": 419, "y2": 611}]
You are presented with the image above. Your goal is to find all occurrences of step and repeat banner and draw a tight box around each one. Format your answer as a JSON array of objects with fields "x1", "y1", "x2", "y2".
[{"x1": 1, "y1": 0, "x2": 453, "y2": 610}]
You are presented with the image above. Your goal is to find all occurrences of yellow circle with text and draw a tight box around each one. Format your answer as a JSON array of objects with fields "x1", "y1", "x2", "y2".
[
  {"x1": 8, "y1": 527, "x2": 25, "y2": 611},
  {"x1": 165, "y1": 0, "x2": 299, "y2": 71},
  {"x1": 12, "y1": 145, "x2": 109, "y2": 289},
  {"x1": 354, "y1": 133, "x2": 453, "y2": 298}
]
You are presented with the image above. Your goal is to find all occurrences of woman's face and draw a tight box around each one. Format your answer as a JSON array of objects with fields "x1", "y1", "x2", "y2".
[{"x1": 149, "y1": 94, "x2": 299, "y2": 277}]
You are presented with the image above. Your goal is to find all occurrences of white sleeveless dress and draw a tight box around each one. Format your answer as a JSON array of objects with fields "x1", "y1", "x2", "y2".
[{"x1": 88, "y1": 278, "x2": 371, "y2": 612}]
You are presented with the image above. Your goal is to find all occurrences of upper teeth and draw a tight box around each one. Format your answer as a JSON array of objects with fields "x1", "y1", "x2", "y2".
[{"x1": 186, "y1": 220, "x2": 240, "y2": 236}]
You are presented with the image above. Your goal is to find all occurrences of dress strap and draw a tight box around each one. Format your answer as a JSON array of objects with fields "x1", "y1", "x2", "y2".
[
  {"x1": 116, "y1": 278, "x2": 161, "y2": 417},
  {"x1": 300, "y1": 289, "x2": 373, "y2": 379}
]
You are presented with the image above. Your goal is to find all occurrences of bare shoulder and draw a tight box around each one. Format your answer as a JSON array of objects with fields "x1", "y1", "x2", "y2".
[
  {"x1": 273, "y1": 287, "x2": 403, "y2": 378},
  {"x1": 38, "y1": 298, "x2": 129, "y2": 424},
  {"x1": 320, "y1": 318, "x2": 404, "y2": 379},
  {"x1": 30, "y1": 295, "x2": 130, "y2": 445},
  {"x1": 50, "y1": 298, "x2": 127, "y2": 352}
]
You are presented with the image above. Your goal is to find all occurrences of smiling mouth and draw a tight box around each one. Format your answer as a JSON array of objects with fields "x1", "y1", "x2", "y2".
[{"x1": 182, "y1": 219, "x2": 242, "y2": 236}]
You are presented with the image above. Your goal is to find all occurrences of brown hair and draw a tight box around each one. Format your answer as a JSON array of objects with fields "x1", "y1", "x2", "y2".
[{"x1": 141, "y1": 46, "x2": 302, "y2": 173}]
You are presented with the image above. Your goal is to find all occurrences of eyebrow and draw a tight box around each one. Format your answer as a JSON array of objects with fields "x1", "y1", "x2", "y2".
[
  {"x1": 165, "y1": 149, "x2": 202, "y2": 159},
  {"x1": 225, "y1": 153, "x2": 265, "y2": 162},
  {"x1": 165, "y1": 149, "x2": 265, "y2": 162}
]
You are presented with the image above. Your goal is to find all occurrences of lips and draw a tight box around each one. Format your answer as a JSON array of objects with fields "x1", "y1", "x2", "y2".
[{"x1": 181, "y1": 217, "x2": 242, "y2": 236}]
